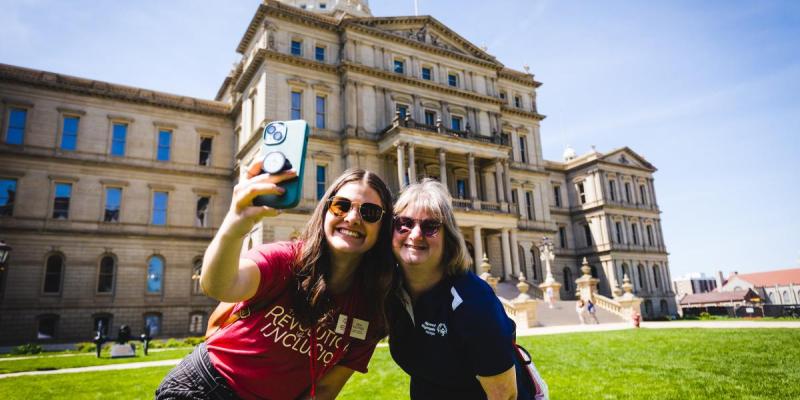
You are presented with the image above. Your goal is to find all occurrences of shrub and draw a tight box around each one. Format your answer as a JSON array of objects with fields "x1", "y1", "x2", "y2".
[
  {"x1": 165, "y1": 338, "x2": 182, "y2": 348},
  {"x1": 74, "y1": 342, "x2": 96, "y2": 353},
  {"x1": 148, "y1": 339, "x2": 165, "y2": 349},
  {"x1": 184, "y1": 337, "x2": 204, "y2": 346},
  {"x1": 12, "y1": 343, "x2": 43, "y2": 355},
  {"x1": 699, "y1": 312, "x2": 713, "y2": 320}
]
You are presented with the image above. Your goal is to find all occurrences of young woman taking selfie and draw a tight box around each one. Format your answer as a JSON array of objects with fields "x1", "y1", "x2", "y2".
[{"x1": 155, "y1": 165, "x2": 395, "y2": 400}]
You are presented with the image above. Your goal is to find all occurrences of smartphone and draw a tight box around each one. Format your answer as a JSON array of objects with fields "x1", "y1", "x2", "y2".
[{"x1": 252, "y1": 120, "x2": 309, "y2": 209}]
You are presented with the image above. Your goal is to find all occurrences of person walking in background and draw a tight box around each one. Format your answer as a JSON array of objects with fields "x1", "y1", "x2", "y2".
[
  {"x1": 586, "y1": 299, "x2": 600, "y2": 324},
  {"x1": 575, "y1": 299, "x2": 586, "y2": 325},
  {"x1": 545, "y1": 286, "x2": 554, "y2": 309}
]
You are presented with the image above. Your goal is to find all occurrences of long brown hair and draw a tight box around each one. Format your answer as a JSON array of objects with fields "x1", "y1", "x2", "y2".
[{"x1": 292, "y1": 169, "x2": 395, "y2": 337}]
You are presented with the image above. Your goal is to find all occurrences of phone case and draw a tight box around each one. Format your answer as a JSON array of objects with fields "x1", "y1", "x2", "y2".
[{"x1": 252, "y1": 120, "x2": 309, "y2": 209}]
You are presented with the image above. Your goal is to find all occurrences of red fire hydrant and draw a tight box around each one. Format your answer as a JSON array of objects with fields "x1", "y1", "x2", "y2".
[{"x1": 632, "y1": 312, "x2": 641, "y2": 328}]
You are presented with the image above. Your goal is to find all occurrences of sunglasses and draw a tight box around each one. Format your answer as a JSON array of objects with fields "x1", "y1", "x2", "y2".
[
  {"x1": 393, "y1": 216, "x2": 442, "y2": 238},
  {"x1": 326, "y1": 196, "x2": 385, "y2": 223}
]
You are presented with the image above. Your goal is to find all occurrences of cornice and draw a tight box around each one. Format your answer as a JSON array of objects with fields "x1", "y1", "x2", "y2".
[
  {"x1": 0, "y1": 63, "x2": 230, "y2": 117},
  {"x1": 499, "y1": 68, "x2": 542, "y2": 88},
  {"x1": 236, "y1": 1, "x2": 338, "y2": 55},
  {"x1": 500, "y1": 105, "x2": 546, "y2": 121},
  {"x1": 340, "y1": 62, "x2": 503, "y2": 105},
  {"x1": 232, "y1": 49, "x2": 339, "y2": 94}
]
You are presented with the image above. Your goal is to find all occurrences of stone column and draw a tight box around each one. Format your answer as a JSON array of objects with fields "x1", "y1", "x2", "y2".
[
  {"x1": 438, "y1": 149, "x2": 447, "y2": 188},
  {"x1": 503, "y1": 159, "x2": 513, "y2": 212},
  {"x1": 344, "y1": 80, "x2": 357, "y2": 136},
  {"x1": 501, "y1": 228, "x2": 512, "y2": 279},
  {"x1": 407, "y1": 143, "x2": 417, "y2": 184},
  {"x1": 473, "y1": 225, "x2": 483, "y2": 271},
  {"x1": 468, "y1": 153, "x2": 480, "y2": 209},
  {"x1": 384, "y1": 89, "x2": 393, "y2": 124},
  {"x1": 510, "y1": 228, "x2": 520, "y2": 276},
  {"x1": 494, "y1": 159, "x2": 506, "y2": 203},
  {"x1": 396, "y1": 143, "x2": 406, "y2": 189}
]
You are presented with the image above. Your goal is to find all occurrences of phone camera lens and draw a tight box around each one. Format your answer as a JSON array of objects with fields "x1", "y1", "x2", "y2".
[
  {"x1": 272, "y1": 130, "x2": 284, "y2": 141},
  {"x1": 266, "y1": 125, "x2": 276, "y2": 134}
]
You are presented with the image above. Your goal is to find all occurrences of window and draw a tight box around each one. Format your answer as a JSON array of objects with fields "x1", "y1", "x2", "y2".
[
  {"x1": 514, "y1": 95, "x2": 522, "y2": 108},
  {"x1": 319, "y1": 3, "x2": 327, "y2": 9},
  {"x1": 525, "y1": 191, "x2": 534, "y2": 220},
  {"x1": 646, "y1": 225, "x2": 654, "y2": 246},
  {"x1": 609, "y1": 180, "x2": 617, "y2": 201},
  {"x1": 192, "y1": 258, "x2": 203, "y2": 295},
  {"x1": 104, "y1": 187, "x2": 121, "y2": 222},
  {"x1": 147, "y1": 256, "x2": 164, "y2": 294},
  {"x1": 316, "y1": 96, "x2": 326, "y2": 129},
  {"x1": 511, "y1": 189, "x2": 518, "y2": 206},
  {"x1": 291, "y1": 40, "x2": 302, "y2": 56},
  {"x1": 5, "y1": 108, "x2": 26, "y2": 145},
  {"x1": 43, "y1": 254, "x2": 64, "y2": 294},
  {"x1": 97, "y1": 255, "x2": 115, "y2": 293},
  {"x1": 558, "y1": 226, "x2": 567, "y2": 248},
  {"x1": 563, "y1": 268, "x2": 573, "y2": 292},
  {"x1": 421, "y1": 67, "x2": 432, "y2": 80},
  {"x1": 199, "y1": 137, "x2": 213, "y2": 166},
  {"x1": 157, "y1": 130, "x2": 172, "y2": 161},
  {"x1": 315, "y1": 46, "x2": 325, "y2": 62},
  {"x1": 60, "y1": 116, "x2": 79, "y2": 151},
  {"x1": 782, "y1": 291, "x2": 790, "y2": 303},
  {"x1": 639, "y1": 184, "x2": 647, "y2": 204},
  {"x1": 394, "y1": 59, "x2": 405, "y2": 74},
  {"x1": 189, "y1": 312, "x2": 206, "y2": 335},
  {"x1": 151, "y1": 191, "x2": 168, "y2": 225},
  {"x1": 456, "y1": 179, "x2": 467, "y2": 199},
  {"x1": 615, "y1": 222, "x2": 623, "y2": 243},
  {"x1": 660, "y1": 300, "x2": 669, "y2": 315},
  {"x1": 769, "y1": 292, "x2": 776, "y2": 303},
  {"x1": 499, "y1": 91, "x2": 506, "y2": 100},
  {"x1": 396, "y1": 104, "x2": 408, "y2": 120},
  {"x1": 37, "y1": 315, "x2": 58, "y2": 340},
  {"x1": 448, "y1": 73, "x2": 458, "y2": 87},
  {"x1": 451, "y1": 116, "x2": 463, "y2": 131},
  {"x1": 111, "y1": 123, "x2": 127, "y2": 156},
  {"x1": 0, "y1": 178, "x2": 16, "y2": 216},
  {"x1": 248, "y1": 93, "x2": 256, "y2": 134},
  {"x1": 316, "y1": 165, "x2": 326, "y2": 200},
  {"x1": 518, "y1": 136, "x2": 527, "y2": 163},
  {"x1": 637, "y1": 264, "x2": 646, "y2": 290},
  {"x1": 553, "y1": 185, "x2": 561, "y2": 207},
  {"x1": 144, "y1": 313, "x2": 162, "y2": 336},
  {"x1": 196, "y1": 196, "x2": 210, "y2": 227},
  {"x1": 577, "y1": 182, "x2": 586, "y2": 204},
  {"x1": 624, "y1": 182, "x2": 632, "y2": 203},
  {"x1": 53, "y1": 182, "x2": 72, "y2": 219},
  {"x1": 93, "y1": 314, "x2": 111, "y2": 337},
  {"x1": 291, "y1": 91, "x2": 302, "y2": 120},
  {"x1": 644, "y1": 300, "x2": 653, "y2": 316},
  {"x1": 652, "y1": 265, "x2": 660, "y2": 289},
  {"x1": 631, "y1": 224, "x2": 639, "y2": 245},
  {"x1": 583, "y1": 224, "x2": 593, "y2": 246},
  {"x1": 424, "y1": 110, "x2": 436, "y2": 126}
]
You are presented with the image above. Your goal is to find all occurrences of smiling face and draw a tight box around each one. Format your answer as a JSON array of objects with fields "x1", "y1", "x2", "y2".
[
  {"x1": 392, "y1": 206, "x2": 444, "y2": 272},
  {"x1": 323, "y1": 181, "x2": 383, "y2": 261}
]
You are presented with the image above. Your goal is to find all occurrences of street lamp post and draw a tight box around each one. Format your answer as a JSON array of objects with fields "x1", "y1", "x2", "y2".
[{"x1": 537, "y1": 237, "x2": 562, "y2": 301}]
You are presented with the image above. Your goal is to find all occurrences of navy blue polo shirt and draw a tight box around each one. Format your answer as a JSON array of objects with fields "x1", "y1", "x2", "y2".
[{"x1": 389, "y1": 271, "x2": 533, "y2": 400}]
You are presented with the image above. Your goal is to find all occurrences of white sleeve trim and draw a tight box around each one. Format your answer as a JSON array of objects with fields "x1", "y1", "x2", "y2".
[{"x1": 451, "y1": 287, "x2": 463, "y2": 310}]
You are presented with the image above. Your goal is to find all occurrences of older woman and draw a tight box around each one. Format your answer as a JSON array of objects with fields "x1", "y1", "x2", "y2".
[{"x1": 388, "y1": 179, "x2": 533, "y2": 400}]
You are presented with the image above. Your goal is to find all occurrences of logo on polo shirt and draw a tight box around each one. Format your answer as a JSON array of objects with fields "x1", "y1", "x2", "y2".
[{"x1": 421, "y1": 321, "x2": 448, "y2": 337}]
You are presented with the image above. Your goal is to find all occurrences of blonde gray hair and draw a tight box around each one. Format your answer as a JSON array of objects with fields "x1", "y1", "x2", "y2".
[{"x1": 393, "y1": 179, "x2": 472, "y2": 275}]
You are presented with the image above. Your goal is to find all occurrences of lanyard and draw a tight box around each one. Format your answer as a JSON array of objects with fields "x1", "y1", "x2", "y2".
[{"x1": 308, "y1": 288, "x2": 357, "y2": 399}]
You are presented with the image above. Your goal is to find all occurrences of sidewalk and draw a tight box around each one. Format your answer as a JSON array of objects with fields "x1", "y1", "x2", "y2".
[{"x1": 517, "y1": 320, "x2": 800, "y2": 336}]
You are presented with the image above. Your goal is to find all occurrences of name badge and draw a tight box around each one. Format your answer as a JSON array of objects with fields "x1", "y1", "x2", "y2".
[
  {"x1": 335, "y1": 314, "x2": 348, "y2": 335},
  {"x1": 350, "y1": 318, "x2": 369, "y2": 340}
]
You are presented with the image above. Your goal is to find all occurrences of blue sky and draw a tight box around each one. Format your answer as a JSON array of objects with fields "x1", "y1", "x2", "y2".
[{"x1": 1, "y1": 0, "x2": 798, "y2": 278}]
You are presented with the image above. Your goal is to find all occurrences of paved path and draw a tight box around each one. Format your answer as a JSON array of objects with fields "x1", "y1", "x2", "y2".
[{"x1": 2, "y1": 322, "x2": 798, "y2": 378}]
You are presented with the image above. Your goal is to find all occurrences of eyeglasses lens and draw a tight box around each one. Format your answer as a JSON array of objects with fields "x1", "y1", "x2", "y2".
[
  {"x1": 394, "y1": 217, "x2": 441, "y2": 237},
  {"x1": 328, "y1": 197, "x2": 383, "y2": 223}
]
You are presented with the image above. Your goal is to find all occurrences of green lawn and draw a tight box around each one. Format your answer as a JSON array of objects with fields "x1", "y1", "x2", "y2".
[
  {"x1": 1, "y1": 329, "x2": 798, "y2": 399},
  {"x1": 0, "y1": 348, "x2": 191, "y2": 374}
]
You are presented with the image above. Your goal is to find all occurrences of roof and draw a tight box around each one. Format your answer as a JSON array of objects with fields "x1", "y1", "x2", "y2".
[
  {"x1": 680, "y1": 289, "x2": 759, "y2": 305},
  {"x1": 729, "y1": 268, "x2": 800, "y2": 287}
]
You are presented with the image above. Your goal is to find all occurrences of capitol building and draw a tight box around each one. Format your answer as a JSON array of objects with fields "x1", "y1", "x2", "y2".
[{"x1": 0, "y1": 0, "x2": 674, "y2": 344}]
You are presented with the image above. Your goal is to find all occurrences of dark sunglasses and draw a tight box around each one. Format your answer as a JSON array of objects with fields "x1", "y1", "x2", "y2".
[
  {"x1": 393, "y1": 216, "x2": 442, "y2": 238},
  {"x1": 326, "y1": 196, "x2": 385, "y2": 223}
]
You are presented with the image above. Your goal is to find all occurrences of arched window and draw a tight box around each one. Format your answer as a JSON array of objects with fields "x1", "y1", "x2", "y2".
[
  {"x1": 530, "y1": 246, "x2": 542, "y2": 282},
  {"x1": 644, "y1": 299, "x2": 653, "y2": 317},
  {"x1": 144, "y1": 313, "x2": 162, "y2": 336},
  {"x1": 652, "y1": 265, "x2": 660, "y2": 289},
  {"x1": 517, "y1": 245, "x2": 528, "y2": 279},
  {"x1": 43, "y1": 254, "x2": 64, "y2": 294},
  {"x1": 147, "y1": 256, "x2": 164, "y2": 294},
  {"x1": 783, "y1": 291, "x2": 791, "y2": 304},
  {"x1": 191, "y1": 258, "x2": 203, "y2": 295},
  {"x1": 637, "y1": 264, "x2": 646, "y2": 291},
  {"x1": 797, "y1": 290, "x2": 800, "y2": 303},
  {"x1": 660, "y1": 299, "x2": 669, "y2": 316},
  {"x1": 621, "y1": 263, "x2": 631, "y2": 281},
  {"x1": 37, "y1": 314, "x2": 59, "y2": 340},
  {"x1": 563, "y1": 267, "x2": 573, "y2": 293},
  {"x1": 97, "y1": 255, "x2": 116, "y2": 294},
  {"x1": 189, "y1": 312, "x2": 206, "y2": 335},
  {"x1": 768, "y1": 292, "x2": 776, "y2": 303}
]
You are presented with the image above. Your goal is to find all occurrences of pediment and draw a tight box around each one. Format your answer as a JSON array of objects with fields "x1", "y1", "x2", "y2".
[
  {"x1": 602, "y1": 147, "x2": 655, "y2": 170},
  {"x1": 352, "y1": 16, "x2": 500, "y2": 65}
]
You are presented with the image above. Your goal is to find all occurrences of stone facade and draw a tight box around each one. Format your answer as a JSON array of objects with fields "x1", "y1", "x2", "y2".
[{"x1": 0, "y1": 0, "x2": 674, "y2": 344}]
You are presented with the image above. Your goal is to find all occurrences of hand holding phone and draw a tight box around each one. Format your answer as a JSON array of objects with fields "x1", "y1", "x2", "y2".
[{"x1": 251, "y1": 120, "x2": 309, "y2": 209}]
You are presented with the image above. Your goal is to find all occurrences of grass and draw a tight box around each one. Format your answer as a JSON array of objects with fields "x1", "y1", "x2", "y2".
[
  {"x1": 1, "y1": 328, "x2": 798, "y2": 399},
  {"x1": 0, "y1": 348, "x2": 191, "y2": 374}
]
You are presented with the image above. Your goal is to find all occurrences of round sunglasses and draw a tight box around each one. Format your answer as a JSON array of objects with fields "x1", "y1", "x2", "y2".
[
  {"x1": 326, "y1": 196, "x2": 385, "y2": 223},
  {"x1": 393, "y1": 216, "x2": 442, "y2": 238}
]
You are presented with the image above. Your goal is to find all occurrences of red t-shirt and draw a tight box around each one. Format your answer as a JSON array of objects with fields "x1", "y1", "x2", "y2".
[{"x1": 206, "y1": 241, "x2": 379, "y2": 400}]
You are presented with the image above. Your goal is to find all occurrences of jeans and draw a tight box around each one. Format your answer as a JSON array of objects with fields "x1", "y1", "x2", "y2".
[{"x1": 155, "y1": 343, "x2": 239, "y2": 400}]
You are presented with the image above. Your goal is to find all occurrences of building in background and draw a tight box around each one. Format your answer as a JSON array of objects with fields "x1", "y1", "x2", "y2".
[
  {"x1": 718, "y1": 268, "x2": 800, "y2": 306},
  {"x1": 0, "y1": 0, "x2": 674, "y2": 344}
]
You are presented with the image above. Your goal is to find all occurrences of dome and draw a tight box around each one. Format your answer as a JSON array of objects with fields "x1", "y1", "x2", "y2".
[
  {"x1": 562, "y1": 145, "x2": 577, "y2": 161},
  {"x1": 275, "y1": 0, "x2": 373, "y2": 17}
]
